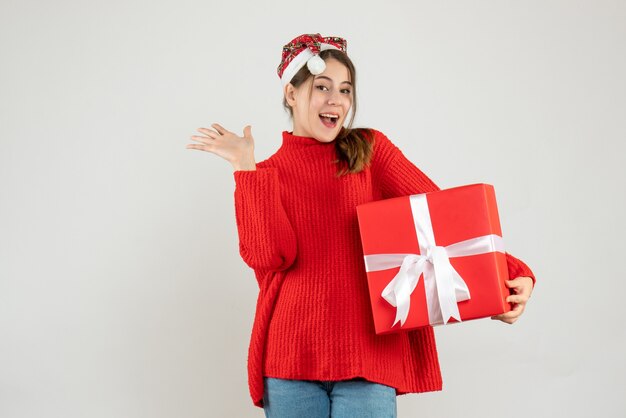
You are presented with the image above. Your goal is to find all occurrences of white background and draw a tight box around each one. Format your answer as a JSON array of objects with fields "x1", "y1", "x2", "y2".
[{"x1": 1, "y1": 0, "x2": 625, "y2": 416}]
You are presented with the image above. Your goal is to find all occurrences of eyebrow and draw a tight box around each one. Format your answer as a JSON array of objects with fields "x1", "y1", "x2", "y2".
[{"x1": 314, "y1": 75, "x2": 352, "y2": 86}]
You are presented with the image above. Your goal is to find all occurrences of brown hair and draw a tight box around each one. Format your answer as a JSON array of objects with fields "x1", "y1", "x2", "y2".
[{"x1": 282, "y1": 49, "x2": 375, "y2": 177}]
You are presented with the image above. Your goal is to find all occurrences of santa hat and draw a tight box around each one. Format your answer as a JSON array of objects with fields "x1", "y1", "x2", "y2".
[{"x1": 277, "y1": 33, "x2": 348, "y2": 87}]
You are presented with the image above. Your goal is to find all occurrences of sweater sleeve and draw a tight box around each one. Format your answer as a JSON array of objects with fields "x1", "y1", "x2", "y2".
[
  {"x1": 233, "y1": 164, "x2": 297, "y2": 275},
  {"x1": 371, "y1": 129, "x2": 536, "y2": 288}
]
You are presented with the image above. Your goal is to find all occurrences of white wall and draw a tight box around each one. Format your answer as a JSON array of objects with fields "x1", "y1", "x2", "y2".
[{"x1": 1, "y1": 0, "x2": 624, "y2": 416}]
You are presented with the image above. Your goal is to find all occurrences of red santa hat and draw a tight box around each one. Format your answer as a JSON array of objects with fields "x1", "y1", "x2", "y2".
[{"x1": 277, "y1": 33, "x2": 348, "y2": 87}]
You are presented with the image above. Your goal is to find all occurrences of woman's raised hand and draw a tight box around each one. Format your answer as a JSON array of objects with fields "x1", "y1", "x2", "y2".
[{"x1": 187, "y1": 123, "x2": 257, "y2": 171}]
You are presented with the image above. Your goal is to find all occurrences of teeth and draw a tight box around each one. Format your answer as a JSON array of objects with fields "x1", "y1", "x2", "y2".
[{"x1": 320, "y1": 113, "x2": 339, "y2": 119}]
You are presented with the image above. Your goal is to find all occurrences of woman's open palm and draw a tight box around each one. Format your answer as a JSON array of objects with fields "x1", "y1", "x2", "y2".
[{"x1": 187, "y1": 123, "x2": 255, "y2": 168}]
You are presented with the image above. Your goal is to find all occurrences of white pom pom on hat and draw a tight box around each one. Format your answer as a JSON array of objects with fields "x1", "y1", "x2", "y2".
[{"x1": 306, "y1": 54, "x2": 327, "y2": 75}]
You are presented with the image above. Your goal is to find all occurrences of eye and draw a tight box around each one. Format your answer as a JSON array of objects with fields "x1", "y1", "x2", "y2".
[
  {"x1": 316, "y1": 85, "x2": 329, "y2": 91},
  {"x1": 341, "y1": 89, "x2": 352, "y2": 94}
]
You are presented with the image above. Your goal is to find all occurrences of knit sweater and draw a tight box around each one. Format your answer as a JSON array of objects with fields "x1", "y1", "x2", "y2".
[{"x1": 232, "y1": 128, "x2": 536, "y2": 408}]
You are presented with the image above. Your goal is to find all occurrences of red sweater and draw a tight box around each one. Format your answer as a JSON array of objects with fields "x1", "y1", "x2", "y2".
[{"x1": 233, "y1": 129, "x2": 535, "y2": 408}]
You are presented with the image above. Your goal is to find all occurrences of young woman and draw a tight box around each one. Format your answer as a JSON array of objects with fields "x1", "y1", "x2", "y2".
[{"x1": 187, "y1": 33, "x2": 535, "y2": 418}]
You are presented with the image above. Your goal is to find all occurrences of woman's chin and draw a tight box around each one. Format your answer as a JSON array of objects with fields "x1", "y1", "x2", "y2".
[
  {"x1": 314, "y1": 126, "x2": 340, "y2": 142},
  {"x1": 315, "y1": 133, "x2": 336, "y2": 143}
]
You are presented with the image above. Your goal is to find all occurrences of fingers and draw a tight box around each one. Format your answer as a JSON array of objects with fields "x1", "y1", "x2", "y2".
[
  {"x1": 186, "y1": 143, "x2": 210, "y2": 151},
  {"x1": 489, "y1": 277, "x2": 534, "y2": 325},
  {"x1": 506, "y1": 294, "x2": 528, "y2": 305},
  {"x1": 211, "y1": 123, "x2": 231, "y2": 135},
  {"x1": 186, "y1": 140, "x2": 215, "y2": 151},
  {"x1": 190, "y1": 134, "x2": 213, "y2": 144},
  {"x1": 194, "y1": 122, "x2": 231, "y2": 138},
  {"x1": 504, "y1": 278, "x2": 522, "y2": 289},
  {"x1": 186, "y1": 123, "x2": 250, "y2": 161},
  {"x1": 504, "y1": 277, "x2": 533, "y2": 299},
  {"x1": 243, "y1": 125, "x2": 252, "y2": 138},
  {"x1": 196, "y1": 128, "x2": 219, "y2": 139},
  {"x1": 505, "y1": 276, "x2": 532, "y2": 288},
  {"x1": 491, "y1": 314, "x2": 518, "y2": 324},
  {"x1": 187, "y1": 131, "x2": 216, "y2": 152},
  {"x1": 491, "y1": 299, "x2": 526, "y2": 324},
  {"x1": 188, "y1": 123, "x2": 228, "y2": 151},
  {"x1": 503, "y1": 305, "x2": 522, "y2": 318}
]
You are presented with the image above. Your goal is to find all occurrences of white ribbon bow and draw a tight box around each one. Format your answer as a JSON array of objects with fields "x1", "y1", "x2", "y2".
[{"x1": 363, "y1": 194, "x2": 505, "y2": 327}]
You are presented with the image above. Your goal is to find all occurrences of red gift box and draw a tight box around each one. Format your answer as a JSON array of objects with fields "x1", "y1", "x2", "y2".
[{"x1": 356, "y1": 183, "x2": 512, "y2": 335}]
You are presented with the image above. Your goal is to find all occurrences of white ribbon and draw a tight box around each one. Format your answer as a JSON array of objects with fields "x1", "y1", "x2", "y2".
[{"x1": 363, "y1": 194, "x2": 505, "y2": 327}]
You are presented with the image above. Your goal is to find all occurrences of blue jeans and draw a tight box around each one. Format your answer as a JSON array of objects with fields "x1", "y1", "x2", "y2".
[{"x1": 263, "y1": 376, "x2": 397, "y2": 418}]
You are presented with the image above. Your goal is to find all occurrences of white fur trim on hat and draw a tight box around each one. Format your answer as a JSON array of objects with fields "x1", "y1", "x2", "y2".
[{"x1": 281, "y1": 43, "x2": 341, "y2": 87}]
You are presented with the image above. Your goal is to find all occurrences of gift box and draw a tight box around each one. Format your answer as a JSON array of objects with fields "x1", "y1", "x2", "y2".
[{"x1": 356, "y1": 183, "x2": 512, "y2": 335}]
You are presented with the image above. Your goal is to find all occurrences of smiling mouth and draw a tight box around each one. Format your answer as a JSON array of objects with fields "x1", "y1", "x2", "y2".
[{"x1": 319, "y1": 113, "x2": 339, "y2": 128}]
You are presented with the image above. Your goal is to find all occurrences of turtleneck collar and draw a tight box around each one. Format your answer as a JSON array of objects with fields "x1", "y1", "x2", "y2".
[{"x1": 281, "y1": 130, "x2": 335, "y2": 148}]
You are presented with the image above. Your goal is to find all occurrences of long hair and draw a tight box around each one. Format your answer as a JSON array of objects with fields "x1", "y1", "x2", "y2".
[{"x1": 282, "y1": 49, "x2": 375, "y2": 177}]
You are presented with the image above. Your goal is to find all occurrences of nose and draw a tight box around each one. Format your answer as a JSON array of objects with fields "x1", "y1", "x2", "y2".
[{"x1": 327, "y1": 89, "x2": 341, "y2": 106}]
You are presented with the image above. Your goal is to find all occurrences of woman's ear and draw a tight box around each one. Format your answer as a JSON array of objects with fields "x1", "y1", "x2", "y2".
[{"x1": 284, "y1": 83, "x2": 297, "y2": 107}]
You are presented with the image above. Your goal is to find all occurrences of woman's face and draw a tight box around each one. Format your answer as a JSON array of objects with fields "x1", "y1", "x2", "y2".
[{"x1": 286, "y1": 58, "x2": 353, "y2": 143}]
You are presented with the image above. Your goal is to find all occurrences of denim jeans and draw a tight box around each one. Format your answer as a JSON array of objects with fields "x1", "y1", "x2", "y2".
[{"x1": 262, "y1": 376, "x2": 397, "y2": 418}]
